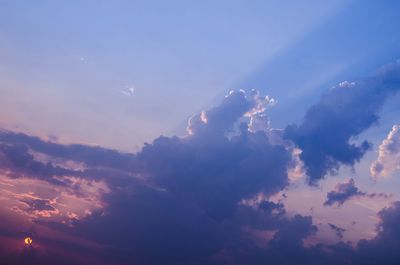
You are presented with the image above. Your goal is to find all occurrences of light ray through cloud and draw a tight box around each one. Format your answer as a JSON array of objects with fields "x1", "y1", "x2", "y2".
[{"x1": 1, "y1": 1, "x2": 400, "y2": 264}]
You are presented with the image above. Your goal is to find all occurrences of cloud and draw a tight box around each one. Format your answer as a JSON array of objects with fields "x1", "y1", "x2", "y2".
[
  {"x1": 284, "y1": 61, "x2": 400, "y2": 184},
  {"x1": 371, "y1": 124, "x2": 400, "y2": 179},
  {"x1": 0, "y1": 142, "x2": 80, "y2": 185},
  {"x1": 270, "y1": 214, "x2": 317, "y2": 249},
  {"x1": 1, "y1": 85, "x2": 400, "y2": 265},
  {"x1": 324, "y1": 179, "x2": 366, "y2": 206},
  {"x1": 226, "y1": 201, "x2": 400, "y2": 265},
  {"x1": 21, "y1": 198, "x2": 56, "y2": 212},
  {"x1": 0, "y1": 129, "x2": 136, "y2": 171},
  {"x1": 43, "y1": 191, "x2": 320, "y2": 265},
  {"x1": 0, "y1": 129, "x2": 142, "y2": 194},
  {"x1": 0, "y1": 90, "x2": 302, "y2": 264},
  {"x1": 355, "y1": 201, "x2": 400, "y2": 264},
  {"x1": 139, "y1": 90, "x2": 291, "y2": 220},
  {"x1": 324, "y1": 178, "x2": 391, "y2": 206},
  {"x1": 328, "y1": 223, "x2": 346, "y2": 239}
]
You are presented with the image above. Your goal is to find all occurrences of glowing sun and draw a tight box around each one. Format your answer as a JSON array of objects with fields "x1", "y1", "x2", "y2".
[{"x1": 24, "y1": 237, "x2": 33, "y2": 245}]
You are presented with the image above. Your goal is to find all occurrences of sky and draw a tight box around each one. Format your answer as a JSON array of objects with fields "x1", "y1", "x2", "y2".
[{"x1": 1, "y1": 1, "x2": 400, "y2": 264}]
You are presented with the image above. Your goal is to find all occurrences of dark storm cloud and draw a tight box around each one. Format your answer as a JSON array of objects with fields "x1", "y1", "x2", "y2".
[
  {"x1": 284, "y1": 61, "x2": 400, "y2": 184},
  {"x1": 324, "y1": 178, "x2": 391, "y2": 206}
]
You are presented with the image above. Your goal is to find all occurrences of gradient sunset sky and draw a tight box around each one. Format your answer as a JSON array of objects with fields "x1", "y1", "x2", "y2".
[{"x1": 1, "y1": 1, "x2": 400, "y2": 265}]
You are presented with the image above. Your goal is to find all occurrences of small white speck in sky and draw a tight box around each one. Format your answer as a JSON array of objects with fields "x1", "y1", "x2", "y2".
[{"x1": 120, "y1": 86, "x2": 135, "y2": 97}]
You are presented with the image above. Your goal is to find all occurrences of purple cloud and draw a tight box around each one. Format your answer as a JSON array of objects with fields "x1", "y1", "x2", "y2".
[
  {"x1": 328, "y1": 223, "x2": 346, "y2": 239},
  {"x1": 285, "y1": 61, "x2": 400, "y2": 184},
  {"x1": 0, "y1": 84, "x2": 400, "y2": 265},
  {"x1": 324, "y1": 178, "x2": 391, "y2": 206}
]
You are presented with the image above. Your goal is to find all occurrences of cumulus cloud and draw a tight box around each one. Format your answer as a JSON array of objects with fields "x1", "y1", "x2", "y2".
[
  {"x1": 1, "y1": 81, "x2": 400, "y2": 265},
  {"x1": 229, "y1": 201, "x2": 400, "y2": 265},
  {"x1": 0, "y1": 90, "x2": 304, "y2": 264},
  {"x1": 355, "y1": 201, "x2": 400, "y2": 264},
  {"x1": 371, "y1": 125, "x2": 400, "y2": 179},
  {"x1": 324, "y1": 178, "x2": 391, "y2": 206},
  {"x1": 285, "y1": 61, "x2": 400, "y2": 184},
  {"x1": 139, "y1": 90, "x2": 291, "y2": 220}
]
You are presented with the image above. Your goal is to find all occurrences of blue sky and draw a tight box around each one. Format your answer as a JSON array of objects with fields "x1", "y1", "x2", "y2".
[
  {"x1": 1, "y1": 1, "x2": 400, "y2": 264},
  {"x1": 1, "y1": 0, "x2": 399, "y2": 151},
  {"x1": 0, "y1": 0, "x2": 354, "y2": 150}
]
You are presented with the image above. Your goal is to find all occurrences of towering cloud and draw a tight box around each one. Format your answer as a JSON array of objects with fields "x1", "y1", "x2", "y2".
[
  {"x1": 138, "y1": 90, "x2": 291, "y2": 220},
  {"x1": 371, "y1": 124, "x2": 400, "y2": 179},
  {"x1": 285, "y1": 61, "x2": 400, "y2": 184}
]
